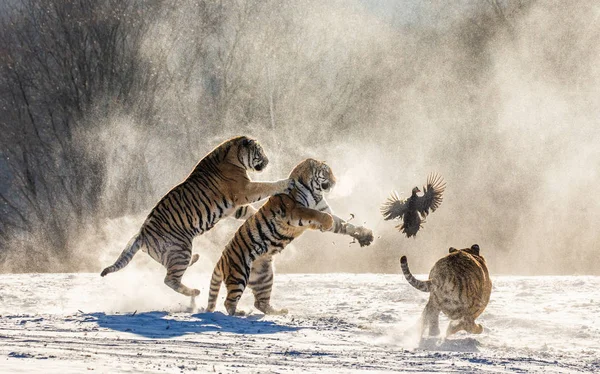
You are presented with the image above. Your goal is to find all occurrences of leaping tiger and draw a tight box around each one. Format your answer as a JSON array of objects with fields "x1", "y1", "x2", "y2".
[
  {"x1": 206, "y1": 158, "x2": 374, "y2": 316},
  {"x1": 100, "y1": 136, "x2": 293, "y2": 298}
]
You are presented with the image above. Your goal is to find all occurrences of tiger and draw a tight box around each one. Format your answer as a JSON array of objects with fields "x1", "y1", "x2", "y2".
[
  {"x1": 206, "y1": 158, "x2": 374, "y2": 316},
  {"x1": 400, "y1": 244, "x2": 492, "y2": 337},
  {"x1": 100, "y1": 136, "x2": 293, "y2": 298}
]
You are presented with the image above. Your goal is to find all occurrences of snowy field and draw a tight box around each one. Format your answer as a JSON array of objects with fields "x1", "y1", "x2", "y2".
[{"x1": 1, "y1": 272, "x2": 599, "y2": 373}]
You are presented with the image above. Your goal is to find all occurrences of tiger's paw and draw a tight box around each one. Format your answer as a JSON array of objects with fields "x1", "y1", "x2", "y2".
[
  {"x1": 352, "y1": 226, "x2": 374, "y2": 247},
  {"x1": 254, "y1": 302, "x2": 288, "y2": 316},
  {"x1": 259, "y1": 304, "x2": 288, "y2": 315},
  {"x1": 471, "y1": 323, "x2": 484, "y2": 334},
  {"x1": 225, "y1": 305, "x2": 245, "y2": 316},
  {"x1": 190, "y1": 289, "x2": 200, "y2": 297},
  {"x1": 270, "y1": 307, "x2": 289, "y2": 316}
]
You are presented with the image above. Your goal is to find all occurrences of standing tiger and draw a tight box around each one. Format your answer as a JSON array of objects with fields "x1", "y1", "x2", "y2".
[
  {"x1": 206, "y1": 158, "x2": 374, "y2": 315},
  {"x1": 100, "y1": 136, "x2": 293, "y2": 298},
  {"x1": 401, "y1": 244, "x2": 491, "y2": 337}
]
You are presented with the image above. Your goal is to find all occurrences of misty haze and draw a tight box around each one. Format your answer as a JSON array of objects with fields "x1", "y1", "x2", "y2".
[
  {"x1": 1, "y1": 0, "x2": 599, "y2": 276},
  {"x1": 1, "y1": 0, "x2": 599, "y2": 372}
]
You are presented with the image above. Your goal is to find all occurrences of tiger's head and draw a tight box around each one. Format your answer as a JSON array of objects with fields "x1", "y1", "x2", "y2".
[
  {"x1": 233, "y1": 136, "x2": 269, "y2": 172},
  {"x1": 289, "y1": 158, "x2": 336, "y2": 195}
]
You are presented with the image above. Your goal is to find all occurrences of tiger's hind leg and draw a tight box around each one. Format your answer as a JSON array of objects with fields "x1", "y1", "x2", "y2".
[
  {"x1": 224, "y1": 280, "x2": 248, "y2": 316},
  {"x1": 210, "y1": 249, "x2": 251, "y2": 316},
  {"x1": 422, "y1": 299, "x2": 441, "y2": 337},
  {"x1": 163, "y1": 245, "x2": 200, "y2": 297},
  {"x1": 249, "y1": 256, "x2": 288, "y2": 315},
  {"x1": 446, "y1": 320, "x2": 462, "y2": 336},
  {"x1": 206, "y1": 260, "x2": 225, "y2": 313},
  {"x1": 223, "y1": 264, "x2": 257, "y2": 317}
]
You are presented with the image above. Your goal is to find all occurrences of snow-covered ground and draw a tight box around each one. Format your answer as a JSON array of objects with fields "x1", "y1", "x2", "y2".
[{"x1": 1, "y1": 271, "x2": 599, "y2": 373}]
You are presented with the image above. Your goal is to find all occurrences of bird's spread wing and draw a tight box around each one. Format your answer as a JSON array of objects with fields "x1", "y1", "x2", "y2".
[
  {"x1": 380, "y1": 191, "x2": 409, "y2": 220},
  {"x1": 415, "y1": 173, "x2": 446, "y2": 216}
]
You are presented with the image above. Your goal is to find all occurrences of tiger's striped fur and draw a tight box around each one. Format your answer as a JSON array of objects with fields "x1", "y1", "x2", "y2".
[
  {"x1": 100, "y1": 136, "x2": 293, "y2": 298},
  {"x1": 220, "y1": 158, "x2": 374, "y2": 315},
  {"x1": 287, "y1": 160, "x2": 373, "y2": 246},
  {"x1": 401, "y1": 244, "x2": 491, "y2": 337},
  {"x1": 206, "y1": 159, "x2": 338, "y2": 315}
]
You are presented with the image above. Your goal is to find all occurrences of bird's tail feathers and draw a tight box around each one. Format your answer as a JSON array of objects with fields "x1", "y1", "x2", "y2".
[{"x1": 397, "y1": 221, "x2": 423, "y2": 238}]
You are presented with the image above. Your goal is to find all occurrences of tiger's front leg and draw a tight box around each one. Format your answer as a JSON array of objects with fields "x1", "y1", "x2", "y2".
[
  {"x1": 163, "y1": 244, "x2": 200, "y2": 297},
  {"x1": 234, "y1": 179, "x2": 294, "y2": 205},
  {"x1": 329, "y1": 215, "x2": 374, "y2": 247},
  {"x1": 248, "y1": 256, "x2": 288, "y2": 315},
  {"x1": 318, "y1": 204, "x2": 374, "y2": 247},
  {"x1": 290, "y1": 207, "x2": 334, "y2": 231}
]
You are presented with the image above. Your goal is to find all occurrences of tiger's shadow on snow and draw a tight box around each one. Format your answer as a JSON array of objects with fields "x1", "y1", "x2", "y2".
[{"x1": 87, "y1": 311, "x2": 300, "y2": 338}]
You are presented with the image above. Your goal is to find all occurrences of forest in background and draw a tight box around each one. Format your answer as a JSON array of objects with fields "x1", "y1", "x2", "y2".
[{"x1": 1, "y1": 0, "x2": 599, "y2": 275}]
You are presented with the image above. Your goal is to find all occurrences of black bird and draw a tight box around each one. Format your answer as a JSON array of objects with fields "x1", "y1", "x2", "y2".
[{"x1": 380, "y1": 173, "x2": 446, "y2": 238}]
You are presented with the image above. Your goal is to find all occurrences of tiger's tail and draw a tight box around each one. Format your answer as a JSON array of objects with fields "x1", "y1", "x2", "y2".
[
  {"x1": 206, "y1": 258, "x2": 224, "y2": 312},
  {"x1": 400, "y1": 256, "x2": 431, "y2": 292},
  {"x1": 100, "y1": 234, "x2": 143, "y2": 277}
]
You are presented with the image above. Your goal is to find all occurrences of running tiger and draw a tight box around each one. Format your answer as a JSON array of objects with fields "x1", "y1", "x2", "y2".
[
  {"x1": 207, "y1": 158, "x2": 373, "y2": 315},
  {"x1": 401, "y1": 244, "x2": 491, "y2": 337},
  {"x1": 100, "y1": 136, "x2": 293, "y2": 298}
]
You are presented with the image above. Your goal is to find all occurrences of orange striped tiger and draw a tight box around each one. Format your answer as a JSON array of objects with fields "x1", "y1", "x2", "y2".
[
  {"x1": 100, "y1": 136, "x2": 293, "y2": 298},
  {"x1": 244, "y1": 159, "x2": 373, "y2": 315},
  {"x1": 401, "y1": 244, "x2": 491, "y2": 337},
  {"x1": 207, "y1": 158, "x2": 371, "y2": 315},
  {"x1": 243, "y1": 158, "x2": 373, "y2": 315}
]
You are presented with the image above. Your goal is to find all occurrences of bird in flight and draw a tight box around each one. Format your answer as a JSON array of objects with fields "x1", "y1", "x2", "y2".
[{"x1": 380, "y1": 173, "x2": 446, "y2": 238}]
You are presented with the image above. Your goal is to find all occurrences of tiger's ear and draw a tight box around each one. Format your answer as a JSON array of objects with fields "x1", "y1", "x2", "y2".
[
  {"x1": 449, "y1": 247, "x2": 458, "y2": 253},
  {"x1": 470, "y1": 244, "x2": 480, "y2": 256},
  {"x1": 241, "y1": 137, "x2": 253, "y2": 147}
]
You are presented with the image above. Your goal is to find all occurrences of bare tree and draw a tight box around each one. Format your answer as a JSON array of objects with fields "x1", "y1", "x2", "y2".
[{"x1": 0, "y1": 0, "x2": 165, "y2": 271}]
